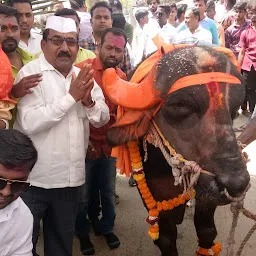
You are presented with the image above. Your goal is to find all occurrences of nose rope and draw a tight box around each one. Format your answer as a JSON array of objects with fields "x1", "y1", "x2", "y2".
[
  {"x1": 224, "y1": 183, "x2": 256, "y2": 256},
  {"x1": 146, "y1": 121, "x2": 215, "y2": 195}
]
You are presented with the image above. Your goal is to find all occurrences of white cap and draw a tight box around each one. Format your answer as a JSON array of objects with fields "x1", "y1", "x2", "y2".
[{"x1": 45, "y1": 16, "x2": 77, "y2": 33}]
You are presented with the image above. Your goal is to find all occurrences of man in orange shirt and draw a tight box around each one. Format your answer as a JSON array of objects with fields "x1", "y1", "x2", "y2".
[{"x1": 75, "y1": 27, "x2": 126, "y2": 255}]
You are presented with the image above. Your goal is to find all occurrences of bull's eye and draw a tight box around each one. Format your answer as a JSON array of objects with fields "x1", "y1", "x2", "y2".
[{"x1": 164, "y1": 102, "x2": 194, "y2": 120}]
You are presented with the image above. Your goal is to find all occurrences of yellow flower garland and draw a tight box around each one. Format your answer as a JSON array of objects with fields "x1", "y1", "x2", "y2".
[{"x1": 127, "y1": 140, "x2": 222, "y2": 256}]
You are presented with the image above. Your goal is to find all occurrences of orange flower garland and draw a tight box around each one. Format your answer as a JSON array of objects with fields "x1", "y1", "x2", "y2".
[
  {"x1": 196, "y1": 242, "x2": 222, "y2": 256},
  {"x1": 127, "y1": 140, "x2": 195, "y2": 241}
]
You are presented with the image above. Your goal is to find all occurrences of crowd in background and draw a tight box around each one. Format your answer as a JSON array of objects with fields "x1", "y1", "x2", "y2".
[{"x1": 0, "y1": 0, "x2": 255, "y2": 256}]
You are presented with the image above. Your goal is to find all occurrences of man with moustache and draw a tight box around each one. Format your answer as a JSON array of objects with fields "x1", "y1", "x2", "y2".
[
  {"x1": 14, "y1": 16, "x2": 110, "y2": 256},
  {"x1": 9, "y1": 0, "x2": 42, "y2": 55},
  {"x1": 0, "y1": 5, "x2": 42, "y2": 100},
  {"x1": 0, "y1": 129, "x2": 38, "y2": 256},
  {"x1": 75, "y1": 27, "x2": 126, "y2": 255},
  {"x1": 79, "y1": 1, "x2": 133, "y2": 77}
]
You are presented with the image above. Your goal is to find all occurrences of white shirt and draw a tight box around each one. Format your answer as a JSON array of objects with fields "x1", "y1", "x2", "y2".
[
  {"x1": 175, "y1": 25, "x2": 212, "y2": 44},
  {"x1": 19, "y1": 29, "x2": 42, "y2": 55},
  {"x1": 77, "y1": 11, "x2": 93, "y2": 41},
  {"x1": 0, "y1": 197, "x2": 33, "y2": 256},
  {"x1": 14, "y1": 54, "x2": 110, "y2": 189},
  {"x1": 158, "y1": 22, "x2": 178, "y2": 44},
  {"x1": 132, "y1": 26, "x2": 157, "y2": 66}
]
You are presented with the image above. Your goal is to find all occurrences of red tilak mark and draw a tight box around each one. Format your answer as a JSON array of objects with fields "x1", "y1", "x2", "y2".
[
  {"x1": 7, "y1": 23, "x2": 13, "y2": 29},
  {"x1": 207, "y1": 82, "x2": 224, "y2": 109}
]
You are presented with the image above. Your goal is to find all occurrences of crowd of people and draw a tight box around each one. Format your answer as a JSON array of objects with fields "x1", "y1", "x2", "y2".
[{"x1": 0, "y1": 0, "x2": 255, "y2": 255}]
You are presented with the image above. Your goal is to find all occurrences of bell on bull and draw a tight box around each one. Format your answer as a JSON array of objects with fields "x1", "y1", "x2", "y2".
[{"x1": 103, "y1": 45, "x2": 250, "y2": 256}]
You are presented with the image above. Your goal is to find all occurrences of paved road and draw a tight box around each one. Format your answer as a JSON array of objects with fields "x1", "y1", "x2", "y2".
[{"x1": 37, "y1": 114, "x2": 256, "y2": 256}]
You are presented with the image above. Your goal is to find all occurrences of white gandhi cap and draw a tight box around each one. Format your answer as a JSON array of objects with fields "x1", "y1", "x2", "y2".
[{"x1": 45, "y1": 16, "x2": 77, "y2": 33}]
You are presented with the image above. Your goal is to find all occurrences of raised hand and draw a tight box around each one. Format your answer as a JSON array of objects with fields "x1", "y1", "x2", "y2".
[{"x1": 11, "y1": 73, "x2": 43, "y2": 98}]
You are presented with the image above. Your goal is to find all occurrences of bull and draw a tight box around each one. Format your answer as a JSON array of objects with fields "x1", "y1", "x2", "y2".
[{"x1": 102, "y1": 45, "x2": 250, "y2": 256}]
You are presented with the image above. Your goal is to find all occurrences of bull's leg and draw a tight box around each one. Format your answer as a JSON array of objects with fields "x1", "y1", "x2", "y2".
[
  {"x1": 154, "y1": 212, "x2": 179, "y2": 256},
  {"x1": 194, "y1": 201, "x2": 217, "y2": 249}
]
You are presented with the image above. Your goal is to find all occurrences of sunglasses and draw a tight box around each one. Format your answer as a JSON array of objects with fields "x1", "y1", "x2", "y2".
[
  {"x1": 47, "y1": 37, "x2": 78, "y2": 47},
  {"x1": 0, "y1": 177, "x2": 30, "y2": 194}
]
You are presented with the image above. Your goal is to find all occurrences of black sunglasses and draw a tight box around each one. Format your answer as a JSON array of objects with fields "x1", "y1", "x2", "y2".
[
  {"x1": 0, "y1": 177, "x2": 30, "y2": 194},
  {"x1": 47, "y1": 37, "x2": 78, "y2": 47}
]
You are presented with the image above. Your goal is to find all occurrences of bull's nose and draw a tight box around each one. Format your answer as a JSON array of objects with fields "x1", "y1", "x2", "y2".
[{"x1": 217, "y1": 171, "x2": 250, "y2": 197}]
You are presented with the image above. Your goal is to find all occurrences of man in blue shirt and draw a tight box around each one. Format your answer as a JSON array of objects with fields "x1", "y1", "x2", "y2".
[{"x1": 177, "y1": 0, "x2": 220, "y2": 45}]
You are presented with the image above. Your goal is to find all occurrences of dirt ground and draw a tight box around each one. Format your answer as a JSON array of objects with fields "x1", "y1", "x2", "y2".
[{"x1": 37, "y1": 114, "x2": 256, "y2": 256}]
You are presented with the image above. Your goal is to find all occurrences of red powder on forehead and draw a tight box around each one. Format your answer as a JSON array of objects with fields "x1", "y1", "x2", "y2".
[
  {"x1": 104, "y1": 33, "x2": 125, "y2": 48},
  {"x1": 207, "y1": 82, "x2": 224, "y2": 109}
]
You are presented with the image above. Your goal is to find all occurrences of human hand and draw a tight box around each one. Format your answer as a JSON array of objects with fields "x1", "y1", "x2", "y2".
[
  {"x1": 69, "y1": 64, "x2": 94, "y2": 102},
  {"x1": 11, "y1": 73, "x2": 43, "y2": 98},
  {"x1": 86, "y1": 143, "x2": 97, "y2": 160}
]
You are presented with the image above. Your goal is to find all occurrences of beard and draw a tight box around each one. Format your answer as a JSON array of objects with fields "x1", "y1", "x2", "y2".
[
  {"x1": 2, "y1": 38, "x2": 18, "y2": 53},
  {"x1": 104, "y1": 57, "x2": 119, "y2": 68}
]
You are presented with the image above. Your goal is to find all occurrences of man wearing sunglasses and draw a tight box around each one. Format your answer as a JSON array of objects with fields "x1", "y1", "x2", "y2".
[
  {"x1": 0, "y1": 129, "x2": 38, "y2": 256},
  {"x1": 14, "y1": 16, "x2": 109, "y2": 256}
]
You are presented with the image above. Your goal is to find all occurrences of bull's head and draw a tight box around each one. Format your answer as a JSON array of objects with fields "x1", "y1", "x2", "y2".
[{"x1": 103, "y1": 46, "x2": 250, "y2": 205}]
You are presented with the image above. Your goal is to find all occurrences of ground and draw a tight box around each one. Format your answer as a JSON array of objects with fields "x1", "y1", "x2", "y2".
[{"x1": 37, "y1": 113, "x2": 256, "y2": 256}]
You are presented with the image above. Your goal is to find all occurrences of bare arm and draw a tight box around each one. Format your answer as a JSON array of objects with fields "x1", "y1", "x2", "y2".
[
  {"x1": 237, "y1": 117, "x2": 256, "y2": 146},
  {"x1": 238, "y1": 47, "x2": 245, "y2": 69}
]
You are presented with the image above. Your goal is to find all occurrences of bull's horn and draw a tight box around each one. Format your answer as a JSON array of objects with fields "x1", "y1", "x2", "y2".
[{"x1": 103, "y1": 68, "x2": 161, "y2": 109}]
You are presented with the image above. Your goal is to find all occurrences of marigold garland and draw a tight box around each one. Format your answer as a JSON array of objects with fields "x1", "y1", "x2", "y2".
[{"x1": 127, "y1": 140, "x2": 221, "y2": 256}]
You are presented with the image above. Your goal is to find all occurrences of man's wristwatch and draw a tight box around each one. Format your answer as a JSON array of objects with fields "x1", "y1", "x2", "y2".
[{"x1": 82, "y1": 100, "x2": 95, "y2": 108}]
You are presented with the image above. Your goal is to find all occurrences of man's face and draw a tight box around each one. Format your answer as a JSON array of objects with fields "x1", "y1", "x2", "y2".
[
  {"x1": 149, "y1": 0, "x2": 158, "y2": 13},
  {"x1": 41, "y1": 29, "x2": 79, "y2": 73},
  {"x1": 206, "y1": 8, "x2": 216, "y2": 20},
  {"x1": 193, "y1": 0, "x2": 206, "y2": 15},
  {"x1": 140, "y1": 14, "x2": 149, "y2": 26},
  {"x1": 0, "y1": 164, "x2": 30, "y2": 210},
  {"x1": 247, "y1": 8, "x2": 256, "y2": 20},
  {"x1": 234, "y1": 9, "x2": 246, "y2": 22},
  {"x1": 99, "y1": 32, "x2": 125, "y2": 69},
  {"x1": 169, "y1": 7, "x2": 177, "y2": 20},
  {"x1": 156, "y1": 7, "x2": 168, "y2": 27},
  {"x1": 185, "y1": 10, "x2": 199, "y2": 30},
  {"x1": 0, "y1": 15, "x2": 20, "y2": 54},
  {"x1": 12, "y1": 2, "x2": 34, "y2": 36},
  {"x1": 91, "y1": 7, "x2": 112, "y2": 34}
]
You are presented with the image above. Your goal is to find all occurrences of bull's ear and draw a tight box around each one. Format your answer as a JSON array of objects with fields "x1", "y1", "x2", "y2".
[
  {"x1": 106, "y1": 111, "x2": 152, "y2": 147},
  {"x1": 160, "y1": 46, "x2": 165, "y2": 55}
]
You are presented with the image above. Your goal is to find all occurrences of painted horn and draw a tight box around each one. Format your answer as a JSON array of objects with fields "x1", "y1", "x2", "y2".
[{"x1": 102, "y1": 67, "x2": 161, "y2": 109}]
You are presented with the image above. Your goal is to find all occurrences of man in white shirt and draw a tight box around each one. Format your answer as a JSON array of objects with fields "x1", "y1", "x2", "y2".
[
  {"x1": 14, "y1": 16, "x2": 109, "y2": 256},
  {"x1": 10, "y1": 0, "x2": 42, "y2": 55},
  {"x1": 132, "y1": 8, "x2": 157, "y2": 66},
  {"x1": 146, "y1": 0, "x2": 159, "y2": 27},
  {"x1": 155, "y1": 5, "x2": 177, "y2": 44},
  {"x1": 175, "y1": 7, "x2": 212, "y2": 44},
  {"x1": 0, "y1": 129, "x2": 38, "y2": 256}
]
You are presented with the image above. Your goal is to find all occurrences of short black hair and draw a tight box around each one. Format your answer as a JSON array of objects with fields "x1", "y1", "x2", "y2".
[
  {"x1": 193, "y1": 0, "x2": 207, "y2": 5},
  {"x1": 147, "y1": 0, "x2": 160, "y2": 5},
  {"x1": 9, "y1": 0, "x2": 32, "y2": 9},
  {"x1": 0, "y1": 129, "x2": 37, "y2": 171},
  {"x1": 135, "y1": 8, "x2": 149, "y2": 22},
  {"x1": 69, "y1": 0, "x2": 84, "y2": 10},
  {"x1": 158, "y1": 5, "x2": 171, "y2": 16},
  {"x1": 109, "y1": 0, "x2": 123, "y2": 11},
  {"x1": 42, "y1": 28, "x2": 49, "y2": 40},
  {"x1": 101, "y1": 27, "x2": 127, "y2": 46},
  {"x1": 187, "y1": 7, "x2": 200, "y2": 21},
  {"x1": 177, "y1": 4, "x2": 187, "y2": 19},
  {"x1": 112, "y1": 13, "x2": 126, "y2": 30},
  {"x1": 55, "y1": 8, "x2": 81, "y2": 23},
  {"x1": 233, "y1": 1, "x2": 247, "y2": 11},
  {"x1": 0, "y1": 4, "x2": 19, "y2": 22},
  {"x1": 170, "y1": 2, "x2": 177, "y2": 11},
  {"x1": 90, "y1": 1, "x2": 112, "y2": 18},
  {"x1": 206, "y1": 0, "x2": 215, "y2": 12}
]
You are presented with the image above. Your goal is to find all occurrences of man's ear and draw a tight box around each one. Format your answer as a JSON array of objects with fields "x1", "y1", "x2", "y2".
[
  {"x1": 90, "y1": 18, "x2": 92, "y2": 25},
  {"x1": 41, "y1": 39, "x2": 46, "y2": 51}
]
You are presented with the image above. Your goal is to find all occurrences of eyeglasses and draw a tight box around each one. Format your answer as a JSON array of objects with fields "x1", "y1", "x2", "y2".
[
  {"x1": 47, "y1": 37, "x2": 78, "y2": 47},
  {"x1": 0, "y1": 177, "x2": 30, "y2": 194}
]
